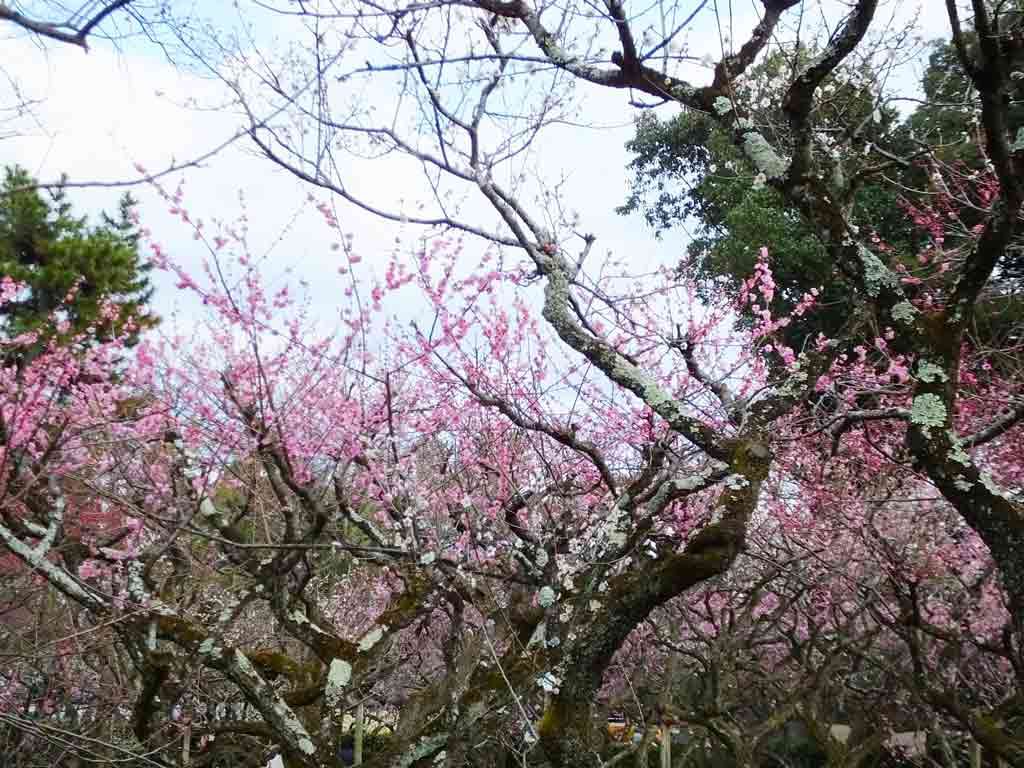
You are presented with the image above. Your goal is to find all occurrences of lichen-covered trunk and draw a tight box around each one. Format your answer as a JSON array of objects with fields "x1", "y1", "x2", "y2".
[
  {"x1": 904, "y1": 324, "x2": 1024, "y2": 664},
  {"x1": 911, "y1": 425, "x2": 1024, "y2": 642},
  {"x1": 537, "y1": 439, "x2": 772, "y2": 768}
]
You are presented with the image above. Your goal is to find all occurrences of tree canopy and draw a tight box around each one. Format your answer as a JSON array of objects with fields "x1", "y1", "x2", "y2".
[
  {"x1": 1, "y1": 2, "x2": 1023, "y2": 768},
  {"x1": 619, "y1": 39, "x2": 1023, "y2": 353},
  {"x1": 0, "y1": 166, "x2": 156, "y2": 347}
]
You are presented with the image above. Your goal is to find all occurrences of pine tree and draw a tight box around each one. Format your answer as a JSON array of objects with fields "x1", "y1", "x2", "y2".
[{"x1": 0, "y1": 166, "x2": 157, "y2": 347}]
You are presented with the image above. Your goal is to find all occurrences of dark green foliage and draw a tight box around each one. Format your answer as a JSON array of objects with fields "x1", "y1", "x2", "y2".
[
  {"x1": 0, "y1": 166, "x2": 157, "y2": 346},
  {"x1": 618, "y1": 52, "x2": 911, "y2": 352},
  {"x1": 618, "y1": 40, "x2": 1022, "y2": 350},
  {"x1": 900, "y1": 30, "x2": 1024, "y2": 285},
  {"x1": 902, "y1": 23, "x2": 1024, "y2": 174}
]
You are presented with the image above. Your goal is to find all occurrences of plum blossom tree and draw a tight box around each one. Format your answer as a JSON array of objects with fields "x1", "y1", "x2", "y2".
[
  {"x1": 2, "y1": 170, "x2": 1021, "y2": 768},
  {"x1": 0, "y1": 177, "x2": 796, "y2": 767},
  {"x1": 204, "y1": 0, "x2": 1024, "y2": 628},
  {"x1": 207, "y1": 0, "x2": 1024, "y2": 757},
  {"x1": 0, "y1": 172, "x2": 843, "y2": 765},
  {"x1": 2, "y1": 1, "x2": 1024, "y2": 767},
  {"x1": 602, "y1": 401, "x2": 1020, "y2": 766}
]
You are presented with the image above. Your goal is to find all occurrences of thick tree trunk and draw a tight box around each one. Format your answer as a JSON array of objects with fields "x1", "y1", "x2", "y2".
[{"x1": 537, "y1": 439, "x2": 773, "y2": 768}]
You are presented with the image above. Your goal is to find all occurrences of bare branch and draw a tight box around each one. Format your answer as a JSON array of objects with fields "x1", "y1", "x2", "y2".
[
  {"x1": 962, "y1": 400, "x2": 1024, "y2": 448},
  {"x1": 783, "y1": 0, "x2": 879, "y2": 182},
  {"x1": 673, "y1": 332, "x2": 740, "y2": 421},
  {"x1": 433, "y1": 350, "x2": 620, "y2": 494},
  {"x1": 0, "y1": 1, "x2": 133, "y2": 50}
]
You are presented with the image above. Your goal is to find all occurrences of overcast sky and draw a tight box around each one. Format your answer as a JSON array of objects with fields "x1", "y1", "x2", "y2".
[{"x1": 0, "y1": 0, "x2": 949, "y2": 336}]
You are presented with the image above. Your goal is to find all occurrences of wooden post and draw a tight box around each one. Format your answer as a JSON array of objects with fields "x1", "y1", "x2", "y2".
[
  {"x1": 659, "y1": 621, "x2": 678, "y2": 768},
  {"x1": 181, "y1": 721, "x2": 191, "y2": 766},
  {"x1": 354, "y1": 702, "x2": 365, "y2": 766}
]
